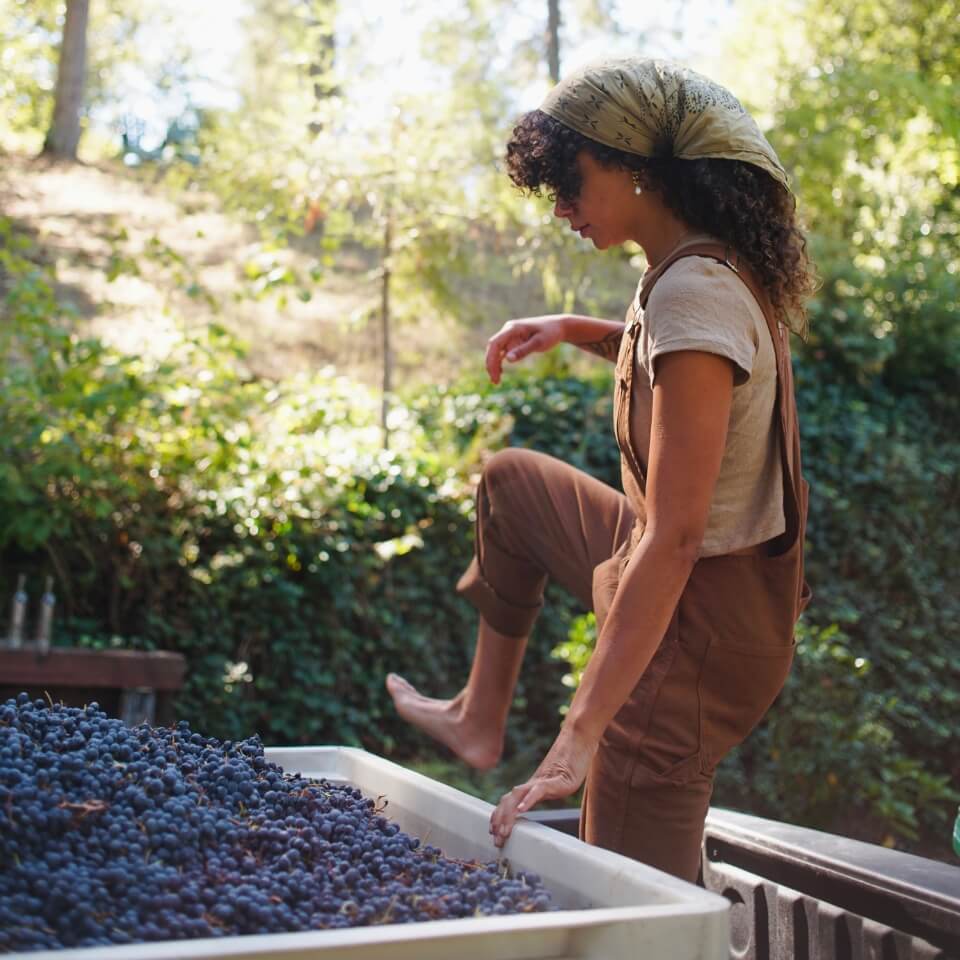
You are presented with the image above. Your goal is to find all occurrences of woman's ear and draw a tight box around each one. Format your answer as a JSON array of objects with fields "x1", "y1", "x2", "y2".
[{"x1": 630, "y1": 169, "x2": 655, "y2": 195}]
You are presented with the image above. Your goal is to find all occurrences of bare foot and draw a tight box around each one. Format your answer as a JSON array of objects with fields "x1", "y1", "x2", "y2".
[{"x1": 385, "y1": 673, "x2": 503, "y2": 770}]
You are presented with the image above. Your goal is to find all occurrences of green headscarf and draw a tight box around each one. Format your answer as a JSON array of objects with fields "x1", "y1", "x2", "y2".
[{"x1": 540, "y1": 58, "x2": 790, "y2": 191}]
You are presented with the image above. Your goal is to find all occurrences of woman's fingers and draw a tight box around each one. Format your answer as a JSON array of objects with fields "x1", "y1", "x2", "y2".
[
  {"x1": 515, "y1": 779, "x2": 549, "y2": 813},
  {"x1": 488, "y1": 776, "x2": 567, "y2": 847},
  {"x1": 485, "y1": 329, "x2": 516, "y2": 384},
  {"x1": 505, "y1": 333, "x2": 544, "y2": 364},
  {"x1": 485, "y1": 322, "x2": 548, "y2": 384},
  {"x1": 488, "y1": 726, "x2": 597, "y2": 848},
  {"x1": 489, "y1": 782, "x2": 533, "y2": 847}
]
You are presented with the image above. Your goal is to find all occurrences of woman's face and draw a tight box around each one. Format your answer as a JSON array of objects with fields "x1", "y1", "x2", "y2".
[{"x1": 552, "y1": 151, "x2": 641, "y2": 250}]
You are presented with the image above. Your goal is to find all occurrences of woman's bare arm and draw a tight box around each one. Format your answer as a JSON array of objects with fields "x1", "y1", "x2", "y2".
[
  {"x1": 564, "y1": 349, "x2": 734, "y2": 738},
  {"x1": 486, "y1": 314, "x2": 625, "y2": 383},
  {"x1": 490, "y1": 349, "x2": 735, "y2": 842},
  {"x1": 563, "y1": 315, "x2": 626, "y2": 362}
]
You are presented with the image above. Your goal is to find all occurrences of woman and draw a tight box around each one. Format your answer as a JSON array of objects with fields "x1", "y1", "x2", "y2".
[{"x1": 386, "y1": 58, "x2": 815, "y2": 882}]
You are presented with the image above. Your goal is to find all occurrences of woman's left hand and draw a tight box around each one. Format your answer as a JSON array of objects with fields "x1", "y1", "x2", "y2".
[{"x1": 489, "y1": 725, "x2": 598, "y2": 848}]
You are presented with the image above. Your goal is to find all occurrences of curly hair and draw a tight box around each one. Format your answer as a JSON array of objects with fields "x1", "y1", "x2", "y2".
[{"x1": 505, "y1": 110, "x2": 817, "y2": 335}]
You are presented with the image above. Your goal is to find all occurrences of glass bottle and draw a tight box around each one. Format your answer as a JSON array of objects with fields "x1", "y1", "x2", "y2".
[
  {"x1": 34, "y1": 577, "x2": 55, "y2": 655},
  {"x1": 6, "y1": 575, "x2": 28, "y2": 649}
]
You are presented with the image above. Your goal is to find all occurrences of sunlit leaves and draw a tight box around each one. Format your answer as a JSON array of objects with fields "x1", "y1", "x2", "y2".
[{"x1": 720, "y1": 0, "x2": 959, "y2": 388}]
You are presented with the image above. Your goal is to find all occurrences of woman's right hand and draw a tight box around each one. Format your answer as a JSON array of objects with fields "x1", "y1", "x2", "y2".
[{"x1": 485, "y1": 315, "x2": 567, "y2": 385}]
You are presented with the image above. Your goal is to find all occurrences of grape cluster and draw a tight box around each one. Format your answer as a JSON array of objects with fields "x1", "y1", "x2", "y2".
[{"x1": 0, "y1": 694, "x2": 552, "y2": 953}]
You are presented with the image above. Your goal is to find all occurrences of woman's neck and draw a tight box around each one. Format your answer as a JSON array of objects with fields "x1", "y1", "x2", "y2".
[
  {"x1": 632, "y1": 197, "x2": 697, "y2": 267},
  {"x1": 642, "y1": 223, "x2": 698, "y2": 268}
]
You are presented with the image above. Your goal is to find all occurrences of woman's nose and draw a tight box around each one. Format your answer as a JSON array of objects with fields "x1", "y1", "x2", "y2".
[{"x1": 553, "y1": 197, "x2": 574, "y2": 219}]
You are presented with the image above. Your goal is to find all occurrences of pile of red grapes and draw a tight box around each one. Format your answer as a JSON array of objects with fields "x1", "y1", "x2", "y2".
[{"x1": 0, "y1": 694, "x2": 552, "y2": 953}]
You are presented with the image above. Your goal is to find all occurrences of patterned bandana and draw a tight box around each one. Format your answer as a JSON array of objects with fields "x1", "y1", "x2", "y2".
[{"x1": 540, "y1": 58, "x2": 790, "y2": 190}]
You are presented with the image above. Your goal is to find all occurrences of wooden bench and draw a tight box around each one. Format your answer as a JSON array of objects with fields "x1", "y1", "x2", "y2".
[{"x1": 0, "y1": 647, "x2": 186, "y2": 725}]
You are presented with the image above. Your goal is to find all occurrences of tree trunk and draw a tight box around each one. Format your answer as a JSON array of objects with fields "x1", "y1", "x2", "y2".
[
  {"x1": 311, "y1": 0, "x2": 337, "y2": 98},
  {"x1": 43, "y1": 0, "x2": 91, "y2": 160},
  {"x1": 380, "y1": 199, "x2": 394, "y2": 451},
  {"x1": 546, "y1": 0, "x2": 561, "y2": 84},
  {"x1": 307, "y1": 0, "x2": 338, "y2": 135}
]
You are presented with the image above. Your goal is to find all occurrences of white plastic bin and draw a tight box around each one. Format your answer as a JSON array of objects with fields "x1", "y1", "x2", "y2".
[{"x1": 12, "y1": 746, "x2": 729, "y2": 960}]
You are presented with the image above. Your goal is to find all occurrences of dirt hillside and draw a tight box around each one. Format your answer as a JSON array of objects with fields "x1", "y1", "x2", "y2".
[{"x1": 0, "y1": 152, "x2": 414, "y2": 386}]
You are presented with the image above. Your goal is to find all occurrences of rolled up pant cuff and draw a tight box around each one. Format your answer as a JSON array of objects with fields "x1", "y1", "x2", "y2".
[{"x1": 456, "y1": 556, "x2": 542, "y2": 638}]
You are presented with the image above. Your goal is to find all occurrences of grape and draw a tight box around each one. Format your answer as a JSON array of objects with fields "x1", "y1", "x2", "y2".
[{"x1": 0, "y1": 695, "x2": 553, "y2": 952}]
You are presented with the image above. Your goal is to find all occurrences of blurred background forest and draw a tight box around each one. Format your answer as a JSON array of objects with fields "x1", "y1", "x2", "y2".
[{"x1": 1, "y1": 0, "x2": 957, "y2": 861}]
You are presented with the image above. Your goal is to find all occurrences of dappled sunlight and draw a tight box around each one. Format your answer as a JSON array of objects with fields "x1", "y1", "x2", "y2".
[{"x1": 1, "y1": 153, "x2": 381, "y2": 380}]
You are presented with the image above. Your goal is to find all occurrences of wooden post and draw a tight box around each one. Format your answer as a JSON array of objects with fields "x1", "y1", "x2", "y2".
[
  {"x1": 546, "y1": 0, "x2": 561, "y2": 84},
  {"x1": 380, "y1": 193, "x2": 394, "y2": 450}
]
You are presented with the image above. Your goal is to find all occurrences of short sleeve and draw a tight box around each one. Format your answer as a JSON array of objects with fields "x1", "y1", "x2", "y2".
[{"x1": 642, "y1": 257, "x2": 760, "y2": 387}]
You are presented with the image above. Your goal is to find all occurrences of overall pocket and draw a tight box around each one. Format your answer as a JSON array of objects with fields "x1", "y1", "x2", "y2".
[
  {"x1": 678, "y1": 550, "x2": 801, "y2": 775},
  {"x1": 697, "y1": 634, "x2": 794, "y2": 773},
  {"x1": 590, "y1": 543, "x2": 630, "y2": 634}
]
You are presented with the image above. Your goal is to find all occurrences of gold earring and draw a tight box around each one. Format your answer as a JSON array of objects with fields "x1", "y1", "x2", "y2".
[{"x1": 631, "y1": 171, "x2": 643, "y2": 195}]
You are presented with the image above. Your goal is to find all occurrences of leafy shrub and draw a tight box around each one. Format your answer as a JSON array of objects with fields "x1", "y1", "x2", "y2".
[
  {"x1": 784, "y1": 363, "x2": 960, "y2": 846},
  {"x1": 0, "y1": 218, "x2": 567, "y2": 761},
  {"x1": 715, "y1": 621, "x2": 955, "y2": 846},
  {"x1": 409, "y1": 363, "x2": 619, "y2": 485}
]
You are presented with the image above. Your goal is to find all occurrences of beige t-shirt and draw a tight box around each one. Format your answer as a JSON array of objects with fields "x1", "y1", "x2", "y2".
[{"x1": 628, "y1": 252, "x2": 785, "y2": 556}]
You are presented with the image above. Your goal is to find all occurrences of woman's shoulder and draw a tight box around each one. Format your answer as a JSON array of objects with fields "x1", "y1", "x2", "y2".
[
  {"x1": 646, "y1": 246, "x2": 764, "y2": 332},
  {"x1": 652, "y1": 244, "x2": 748, "y2": 293}
]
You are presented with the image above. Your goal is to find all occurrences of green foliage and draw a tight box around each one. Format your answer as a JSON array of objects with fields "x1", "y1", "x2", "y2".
[
  {"x1": 724, "y1": 0, "x2": 960, "y2": 392},
  {"x1": 409, "y1": 361, "x2": 619, "y2": 484},
  {"x1": 150, "y1": 0, "x2": 643, "y2": 351},
  {"x1": 0, "y1": 0, "x2": 60, "y2": 138},
  {"x1": 0, "y1": 0, "x2": 187, "y2": 152},
  {"x1": 786, "y1": 365, "x2": 960, "y2": 843},
  {"x1": 705, "y1": 0, "x2": 960, "y2": 851},
  {"x1": 716, "y1": 620, "x2": 955, "y2": 843},
  {"x1": 0, "y1": 218, "x2": 570, "y2": 763},
  {"x1": 552, "y1": 612, "x2": 596, "y2": 705}
]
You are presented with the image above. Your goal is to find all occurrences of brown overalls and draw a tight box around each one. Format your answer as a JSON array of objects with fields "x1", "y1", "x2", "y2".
[{"x1": 458, "y1": 239, "x2": 810, "y2": 882}]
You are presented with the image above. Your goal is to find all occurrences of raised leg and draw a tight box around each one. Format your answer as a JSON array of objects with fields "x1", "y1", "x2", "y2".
[
  {"x1": 386, "y1": 618, "x2": 526, "y2": 770},
  {"x1": 388, "y1": 448, "x2": 635, "y2": 769}
]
